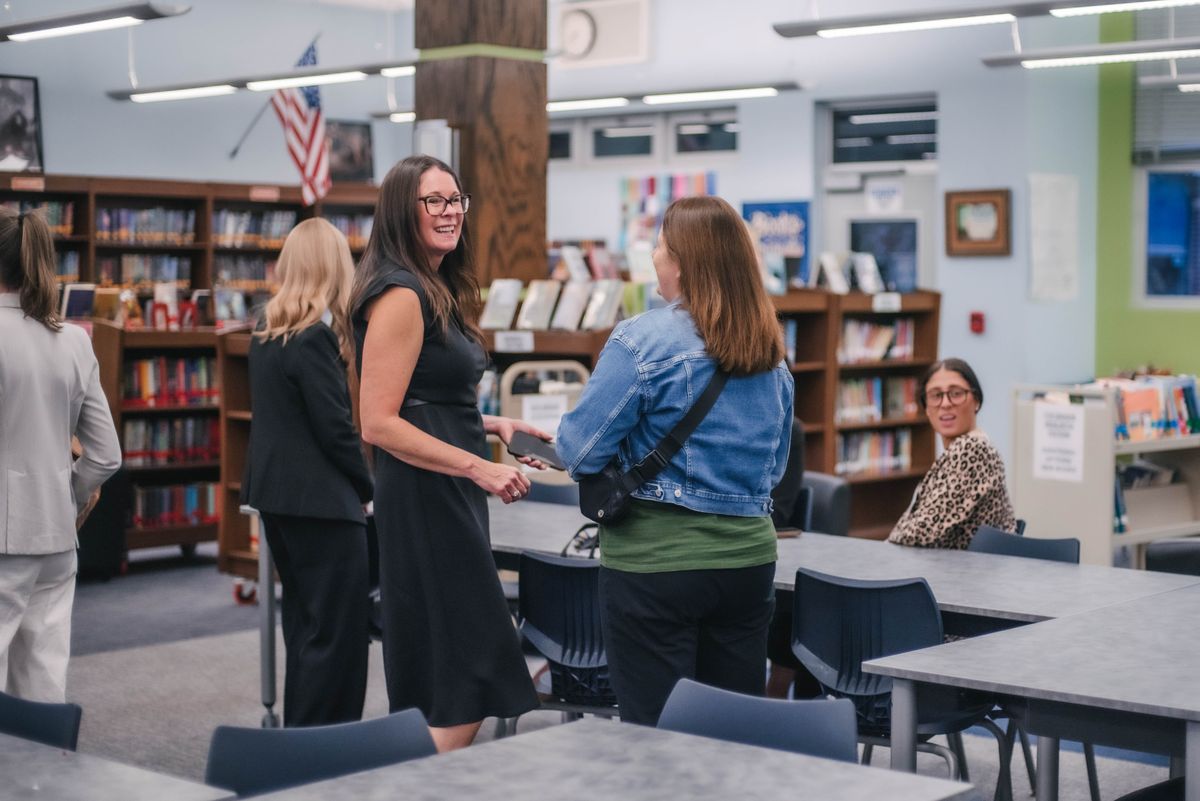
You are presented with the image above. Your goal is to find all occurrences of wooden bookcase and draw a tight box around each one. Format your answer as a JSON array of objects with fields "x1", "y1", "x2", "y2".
[{"x1": 216, "y1": 331, "x2": 256, "y2": 580}]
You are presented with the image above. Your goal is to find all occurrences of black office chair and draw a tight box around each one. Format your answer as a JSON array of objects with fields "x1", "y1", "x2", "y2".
[
  {"x1": 967, "y1": 525, "x2": 1097, "y2": 801},
  {"x1": 503, "y1": 551, "x2": 617, "y2": 735},
  {"x1": 1113, "y1": 777, "x2": 1184, "y2": 801},
  {"x1": 205, "y1": 707, "x2": 435, "y2": 797},
  {"x1": 1145, "y1": 538, "x2": 1200, "y2": 576},
  {"x1": 802, "y1": 471, "x2": 850, "y2": 536},
  {"x1": 658, "y1": 678, "x2": 858, "y2": 762},
  {"x1": 791, "y1": 567, "x2": 1012, "y2": 801},
  {"x1": 0, "y1": 690, "x2": 82, "y2": 750}
]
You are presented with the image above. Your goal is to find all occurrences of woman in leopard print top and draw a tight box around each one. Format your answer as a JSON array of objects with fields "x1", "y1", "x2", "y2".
[{"x1": 888, "y1": 358, "x2": 1016, "y2": 550}]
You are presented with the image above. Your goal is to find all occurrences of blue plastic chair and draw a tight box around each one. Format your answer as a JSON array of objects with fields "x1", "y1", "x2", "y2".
[
  {"x1": 205, "y1": 707, "x2": 435, "y2": 796},
  {"x1": 791, "y1": 567, "x2": 1011, "y2": 800},
  {"x1": 0, "y1": 690, "x2": 82, "y2": 750},
  {"x1": 658, "y1": 678, "x2": 858, "y2": 762}
]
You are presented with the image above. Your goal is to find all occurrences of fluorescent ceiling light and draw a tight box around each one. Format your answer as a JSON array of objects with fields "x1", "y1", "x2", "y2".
[
  {"x1": 380, "y1": 65, "x2": 415, "y2": 77},
  {"x1": 983, "y1": 37, "x2": 1200, "y2": 68},
  {"x1": 388, "y1": 111, "x2": 416, "y2": 123},
  {"x1": 835, "y1": 137, "x2": 874, "y2": 147},
  {"x1": 247, "y1": 71, "x2": 367, "y2": 91},
  {"x1": 677, "y1": 124, "x2": 714, "y2": 135},
  {"x1": 848, "y1": 110, "x2": 938, "y2": 124},
  {"x1": 0, "y1": 2, "x2": 188, "y2": 43},
  {"x1": 1051, "y1": 1, "x2": 1200, "y2": 15},
  {"x1": 601, "y1": 126, "x2": 655, "y2": 137},
  {"x1": 886, "y1": 133, "x2": 938, "y2": 144},
  {"x1": 1140, "y1": 72, "x2": 1200, "y2": 89},
  {"x1": 130, "y1": 84, "x2": 236, "y2": 103},
  {"x1": 820, "y1": 13, "x2": 1014, "y2": 38},
  {"x1": 547, "y1": 97, "x2": 629, "y2": 112},
  {"x1": 643, "y1": 84, "x2": 797, "y2": 105},
  {"x1": 1182, "y1": 84, "x2": 1200, "y2": 92}
]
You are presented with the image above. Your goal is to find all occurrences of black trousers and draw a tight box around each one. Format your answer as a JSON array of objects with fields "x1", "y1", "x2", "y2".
[
  {"x1": 261, "y1": 513, "x2": 369, "y2": 727},
  {"x1": 598, "y1": 562, "x2": 776, "y2": 726}
]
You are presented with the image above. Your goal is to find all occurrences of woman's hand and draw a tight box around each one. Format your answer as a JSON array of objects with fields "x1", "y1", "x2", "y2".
[
  {"x1": 468, "y1": 457, "x2": 532, "y2": 504},
  {"x1": 482, "y1": 415, "x2": 555, "y2": 470}
]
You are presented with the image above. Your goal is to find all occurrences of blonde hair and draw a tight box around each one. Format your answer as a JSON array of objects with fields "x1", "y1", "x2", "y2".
[{"x1": 257, "y1": 218, "x2": 355, "y2": 361}]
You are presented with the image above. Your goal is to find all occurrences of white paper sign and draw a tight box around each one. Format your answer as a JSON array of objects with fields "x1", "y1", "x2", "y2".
[
  {"x1": 493, "y1": 330, "x2": 535, "y2": 353},
  {"x1": 1029, "y1": 173, "x2": 1080, "y2": 302},
  {"x1": 865, "y1": 176, "x2": 904, "y2": 215},
  {"x1": 521, "y1": 393, "x2": 570, "y2": 436},
  {"x1": 1032, "y1": 402, "x2": 1085, "y2": 483}
]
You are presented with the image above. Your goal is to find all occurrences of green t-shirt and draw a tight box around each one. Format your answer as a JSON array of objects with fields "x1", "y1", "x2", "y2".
[{"x1": 599, "y1": 499, "x2": 777, "y2": 573}]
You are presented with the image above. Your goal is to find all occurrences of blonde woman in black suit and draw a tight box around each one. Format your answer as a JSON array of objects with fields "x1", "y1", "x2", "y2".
[{"x1": 242, "y1": 218, "x2": 373, "y2": 727}]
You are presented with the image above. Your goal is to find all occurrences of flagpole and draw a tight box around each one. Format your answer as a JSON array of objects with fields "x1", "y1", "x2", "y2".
[{"x1": 227, "y1": 32, "x2": 322, "y2": 160}]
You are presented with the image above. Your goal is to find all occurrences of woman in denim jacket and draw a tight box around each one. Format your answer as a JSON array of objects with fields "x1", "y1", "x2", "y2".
[{"x1": 556, "y1": 196, "x2": 794, "y2": 725}]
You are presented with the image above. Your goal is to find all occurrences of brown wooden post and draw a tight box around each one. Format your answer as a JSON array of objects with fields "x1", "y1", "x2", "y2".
[{"x1": 414, "y1": 0, "x2": 547, "y2": 285}]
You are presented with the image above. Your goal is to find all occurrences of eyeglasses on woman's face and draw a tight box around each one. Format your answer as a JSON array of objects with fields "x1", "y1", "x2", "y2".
[
  {"x1": 924, "y1": 387, "x2": 973, "y2": 407},
  {"x1": 417, "y1": 194, "x2": 470, "y2": 215}
]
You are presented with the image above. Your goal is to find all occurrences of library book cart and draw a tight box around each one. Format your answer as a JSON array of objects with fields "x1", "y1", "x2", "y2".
[{"x1": 1012, "y1": 384, "x2": 1200, "y2": 566}]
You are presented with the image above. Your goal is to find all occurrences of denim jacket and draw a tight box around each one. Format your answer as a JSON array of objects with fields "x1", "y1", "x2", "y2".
[{"x1": 556, "y1": 303, "x2": 794, "y2": 517}]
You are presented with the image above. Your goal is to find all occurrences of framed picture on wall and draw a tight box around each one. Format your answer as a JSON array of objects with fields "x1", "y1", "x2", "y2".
[
  {"x1": 945, "y1": 189, "x2": 1010, "y2": 257},
  {"x1": 326, "y1": 120, "x2": 374, "y2": 183},
  {"x1": 0, "y1": 75, "x2": 44, "y2": 173}
]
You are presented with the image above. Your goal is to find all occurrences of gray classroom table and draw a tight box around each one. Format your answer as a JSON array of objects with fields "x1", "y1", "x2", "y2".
[
  {"x1": 865, "y1": 583, "x2": 1200, "y2": 801},
  {"x1": 253, "y1": 717, "x2": 973, "y2": 801},
  {"x1": 0, "y1": 732, "x2": 231, "y2": 801},
  {"x1": 488, "y1": 499, "x2": 1200, "y2": 624}
]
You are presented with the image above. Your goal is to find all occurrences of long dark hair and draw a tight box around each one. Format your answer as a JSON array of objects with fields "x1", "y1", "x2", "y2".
[
  {"x1": 0, "y1": 206, "x2": 60, "y2": 331},
  {"x1": 350, "y1": 155, "x2": 482, "y2": 343},
  {"x1": 917, "y1": 358, "x2": 984, "y2": 410}
]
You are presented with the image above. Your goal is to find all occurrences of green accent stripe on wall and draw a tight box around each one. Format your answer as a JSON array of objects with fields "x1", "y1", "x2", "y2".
[
  {"x1": 1095, "y1": 13, "x2": 1200, "y2": 376},
  {"x1": 418, "y1": 44, "x2": 545, "y2": 63}
]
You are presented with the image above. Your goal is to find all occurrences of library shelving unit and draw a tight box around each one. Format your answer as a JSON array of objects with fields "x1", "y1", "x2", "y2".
[
  {"x1": 774, "y1": 288, "x2": 941, "y2": 539},
  {"x1": 91, "y1": 320, "x2": 222, "y2": 553},
  {"x1": 482, "y1": 328, "x2": 611, "y2": 373},
  {"x1": 215, "y1": 330, "x2": 256, "y2": 581},
  {"x1": 1012, "y1": 384, "x2": 1200, "y2": 566}
]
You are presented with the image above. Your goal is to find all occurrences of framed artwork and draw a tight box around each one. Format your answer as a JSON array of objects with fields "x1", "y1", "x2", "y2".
[
  {"x1": 945, "y1": 189, "x2": 1010, "y2": 257},
  {"x1": 326, "y1": 120, "x2": 374, "y2": 183},
  {"x1": 0, "y1": 75, "x2": 44, "y2": 173}
]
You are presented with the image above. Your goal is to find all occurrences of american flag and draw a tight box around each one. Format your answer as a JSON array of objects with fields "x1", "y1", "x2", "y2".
[{"x1": 271, "y1": 42, "x2": 330, "y2": 206}]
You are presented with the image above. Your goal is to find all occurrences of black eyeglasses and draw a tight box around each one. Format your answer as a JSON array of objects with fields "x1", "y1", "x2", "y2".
[
  {"x1": 417, "y1": 194, "x2": 470, "y2": 215},
  {"x1": 924, "y1": 387, "x2": 973, "y2": 407}
]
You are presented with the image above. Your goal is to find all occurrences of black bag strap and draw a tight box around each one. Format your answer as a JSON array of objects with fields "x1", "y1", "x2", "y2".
[{"x1": 618, "y1": 369, "x2": 730, "y2": 491}]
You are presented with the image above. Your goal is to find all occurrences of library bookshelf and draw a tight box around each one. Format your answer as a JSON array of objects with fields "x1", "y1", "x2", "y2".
[
  {"x1": 1013, "y1": 384, "x2": 1200, "y2": 566},
  {"x1": 216, "y1": 331, "x2": 257, "y2": 581}
]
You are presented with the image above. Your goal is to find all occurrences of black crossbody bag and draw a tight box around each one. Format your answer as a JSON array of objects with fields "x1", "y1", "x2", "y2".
[{"x1": 578, "y1": 370, "x2": 729, "y2": 524}]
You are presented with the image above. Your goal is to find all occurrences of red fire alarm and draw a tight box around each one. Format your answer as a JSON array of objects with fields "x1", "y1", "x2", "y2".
[{"x1": 970, "y1": 311, "x2": 985, "y2": 335}]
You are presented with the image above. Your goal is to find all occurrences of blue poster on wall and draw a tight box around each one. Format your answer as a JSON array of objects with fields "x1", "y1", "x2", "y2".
[{"x1": 742, "y1": 201, "x2": 810, "y2": 294}]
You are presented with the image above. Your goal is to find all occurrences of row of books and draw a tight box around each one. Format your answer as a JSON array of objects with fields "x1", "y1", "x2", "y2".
[
  {"x1": 131, "y1": 482, "x2": 220, "y2": 530},
  {"x1": 1, "y1": 199, "x2": 74, "y2": 236},
  {"x1": 122, "y1": 417, "x2": 220, "y2": 467},
  {"x1": 835, "y1": 429, "x2": 913, "y2": 476},
  {"x1": 214, "y1": 254, "x2": 278, "y2": 290},
  {"x1": 837, "y1": 317, "x2": 916, "y2": 365},
  {"x1": 480, "y1": 279, "x2": 625, "y2": 332},
  {"x1": 122, "y1": 356, "x2": 219, "y2": 407},
  {"x1": 56, "y1": 251, "x2": 80, "y2": 280},
  {"x1": 213, "y1": 209, "x2": 297, "y2": 248},
  {"x1": 835, "y1": 376, "x2": 920, "y2": 424},
  {"x1": 324, "y1": 213, "x2": 373, "y2": 250},
  {"x1": 1087, "y1": 375, "x2": 1200, "y2": 441},
  {"x1": 95, "y1": 207, "x2": 197, "y2": 244},
  {"x1": 549, "y1": 242, "x2": 622, "y2": 282},
  {"x1": 97, "y1": 254, "x2": 193, "y2": 287}
]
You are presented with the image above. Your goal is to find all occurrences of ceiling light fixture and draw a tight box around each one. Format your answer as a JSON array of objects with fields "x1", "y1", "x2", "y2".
[
  {"x1": 848, "y1": 110, "x2": 939, "y2": 124},
  {"x1": 380, "y1": 65, "x2": 415, "y2": 77},
  {"x1": 642, "y1": 83, "x2": 799, "y2": 106},
  {"x1": 109, "y1": 60, "x2": 417, "y2": 101},
  {"x1": 547, "y1": 97, "x2": 629, "y2": 112},
  {"x1": 600, "y1": 126, "x2": 656, "y2": 137},
  {"x1": 1, "y1": 1, "x2": 189, "y2": 43},
  {"x1": 1140, "y1": 72, "x2": 1200, "y2": 90},
  {"x1": 388, "y1": 111, "x2": 416, "y2": 123},
  {"x1": 774, "y1": 1, "x2": 1200, "y2": 38},
  {"x1": 1182, "y1": 84, "x2": 1200, "y2": 92},
  {"x1": 983, "y1": 36, "x2": 1200, "y2": 68}
]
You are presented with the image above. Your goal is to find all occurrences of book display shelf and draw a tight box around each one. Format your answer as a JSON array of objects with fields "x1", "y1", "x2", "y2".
[
  {"x1": 775, "y1": 288, "x2": 941, "y2": 539},
  {"x1": 216, "y1": 331, "x2": 256, "y2": 581}
]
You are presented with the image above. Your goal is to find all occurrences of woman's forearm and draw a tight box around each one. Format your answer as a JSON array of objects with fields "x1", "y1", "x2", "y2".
[{"x1": 364, "y1": 415, "x2": 484, "y2": 478}]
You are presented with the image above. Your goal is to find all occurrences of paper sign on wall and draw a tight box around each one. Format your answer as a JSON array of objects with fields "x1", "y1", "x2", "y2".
[
  {"x1": 865, "y1": 176, "x2": 904, "y2": 216},
  {"x1": 1029, "y1": 173, "x2": 1080, "y2": 302},
  {"x1": 1032, "y1": 402, "x2": 1085, "y2": 483}
]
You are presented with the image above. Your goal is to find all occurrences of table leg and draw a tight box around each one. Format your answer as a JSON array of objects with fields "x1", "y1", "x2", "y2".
[
  {"x1": 1036, "y1": 734, "x2": 1059, "y2": 801},
  {"x1": 1185, "y1": 721, "x2": 1199, "y2": 801},
  {"x1": 890, "y1": 678, "x2": 917, "y2": 772}
]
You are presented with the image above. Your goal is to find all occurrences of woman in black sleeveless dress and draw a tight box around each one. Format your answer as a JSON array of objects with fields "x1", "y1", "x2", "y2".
[{"x1": 351, "y1": 155, "x2": 543, "y2": 751}]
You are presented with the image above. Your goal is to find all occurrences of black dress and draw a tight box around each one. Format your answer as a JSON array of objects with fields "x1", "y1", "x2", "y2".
[{"x1": 353, "y1": 266, "x2": 537, "y2": 726}]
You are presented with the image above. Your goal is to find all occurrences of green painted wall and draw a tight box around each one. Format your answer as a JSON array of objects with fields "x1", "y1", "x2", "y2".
[{"x1": 1095, "y1": 14, "x2": 1200, "y2": 376}]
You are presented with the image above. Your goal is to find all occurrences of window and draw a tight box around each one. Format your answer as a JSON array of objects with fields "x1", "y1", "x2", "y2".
[
  {"x1": 675, "y1": 121, "x2": 737, "y2": 154},
  {"x1": 592, "y1": 123, "x2": 655, "y2": 158},
  {"x1": 832, "y1": 102, "x2": 937, "y2": 164},
  {"x1": 1144, "y1": 170, "x2": 1200, "y2": 298},
  {"x1": 549, "y1": 130, "x2": 572, "y2": 160}
]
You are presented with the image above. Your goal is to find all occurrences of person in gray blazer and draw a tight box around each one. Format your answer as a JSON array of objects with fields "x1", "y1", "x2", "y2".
[
  {"x1": 241, "y1": 218, "x2": 373, "y2": 727},
  {"x1": 0, "y1": 207, "x2": 120, "y2": 702}
]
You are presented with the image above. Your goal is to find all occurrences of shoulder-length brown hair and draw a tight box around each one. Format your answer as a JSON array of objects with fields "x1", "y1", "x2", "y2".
[
  {"x1": 256, "y1": 218, "x2": 355, "y2": 363},
  {"x1": 349, "y1": 155, "x2": 482, "y2": 344},
  {"x1": 661, "y1": 196, "x2": 784, "y2": 375},
  {"x1": 0, "y1": 206, "x2": 60, "y2": 331}
]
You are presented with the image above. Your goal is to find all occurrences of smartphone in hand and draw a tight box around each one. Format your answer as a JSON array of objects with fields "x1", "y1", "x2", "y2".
[{"x1": 507, "y1": 430, "x2": 566, "y2": 471}]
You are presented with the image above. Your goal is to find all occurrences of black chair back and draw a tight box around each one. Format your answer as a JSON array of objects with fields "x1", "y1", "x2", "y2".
[
  {"x1": 0, "y1": 690, "x2": 82, "y2": 750},
  {"x1": 1145, "y1": 539, "x2": 1200, "y2": 577},
  {"x1": 658, "y1": 678, "x2": 858, "y2": 762},
  {"x1": 802, "y1": 472, "x2": 850, "y2": 536},
  {"x1": 205, "y1": 707, "x2": 435, "y2": 796},
  {"x1": 969, "y1": 525, "x2": 1080, "y2": 564}
]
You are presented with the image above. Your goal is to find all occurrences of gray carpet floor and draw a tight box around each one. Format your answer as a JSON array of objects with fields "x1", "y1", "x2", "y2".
[{"x1": 65, "y1": 549, "x2": 1173, "y2": 800}]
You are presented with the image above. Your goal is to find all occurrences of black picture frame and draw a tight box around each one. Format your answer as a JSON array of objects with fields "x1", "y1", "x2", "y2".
[
  {"x1": 0, "y1": 74, "x2": 43, "y2": 173},
  {"x1": 326, "y1": 119, "x2": 373, "y2": 183}
]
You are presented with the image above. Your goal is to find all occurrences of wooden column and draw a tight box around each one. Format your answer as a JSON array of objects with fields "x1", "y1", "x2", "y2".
[{"x1": 415, "y1": 0, "x2": 547, "y2": 285}]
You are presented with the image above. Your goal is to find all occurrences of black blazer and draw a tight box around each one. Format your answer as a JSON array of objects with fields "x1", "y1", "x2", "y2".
[{"x1": 241, "y1": 323, "x2": 373, "y2": 523}]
